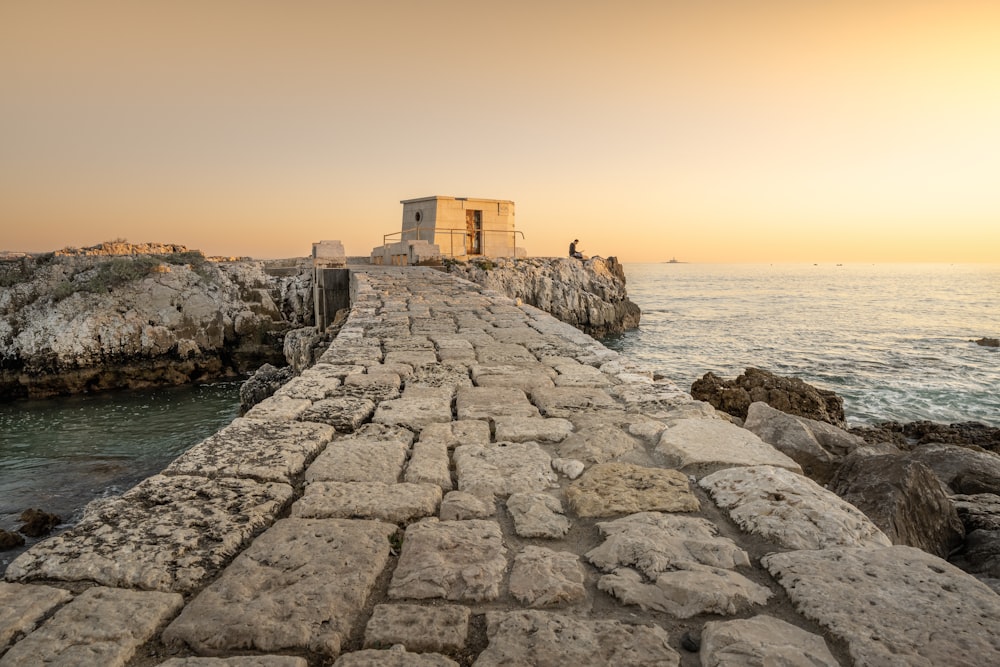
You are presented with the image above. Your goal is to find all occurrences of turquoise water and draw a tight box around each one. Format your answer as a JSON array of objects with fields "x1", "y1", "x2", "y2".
[
  {"x1": 606, "y1": 263, "x2": 1000, "y2": 427},
  {"x1": 1, "y1": 381, "x2": 241, "y2": 572}
]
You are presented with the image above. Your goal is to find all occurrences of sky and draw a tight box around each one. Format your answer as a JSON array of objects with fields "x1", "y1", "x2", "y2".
[{"x1": 2, "y1": 1, "x2": 999, "y2": 263}]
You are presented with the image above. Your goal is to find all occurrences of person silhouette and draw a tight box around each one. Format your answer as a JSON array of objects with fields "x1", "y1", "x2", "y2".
[{"x1": 569, "y1": 239, "x2": 583, "y2": 259}]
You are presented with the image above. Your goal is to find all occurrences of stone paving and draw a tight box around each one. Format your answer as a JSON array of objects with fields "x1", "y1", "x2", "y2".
[{"x1": 3, "y1": 266, "x2": 1000, "y2": 666}]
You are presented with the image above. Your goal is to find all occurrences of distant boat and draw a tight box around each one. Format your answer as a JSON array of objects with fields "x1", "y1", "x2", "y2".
[{"x1": 665, "y1": 257, "x2": 686, "y2": 264}]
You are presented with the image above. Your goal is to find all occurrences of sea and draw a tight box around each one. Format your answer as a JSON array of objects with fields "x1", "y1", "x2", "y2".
[
  {"x1": 606, "y1": 262, "x2": 1000, "y2": 428},
  {"x1": 1, "y1": 262, "x2": 998, "y2": 573}
]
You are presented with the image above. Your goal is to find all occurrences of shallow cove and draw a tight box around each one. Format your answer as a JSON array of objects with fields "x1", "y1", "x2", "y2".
[{"x1": 0, "y1": 380, "x2": 241, "y2": 574}]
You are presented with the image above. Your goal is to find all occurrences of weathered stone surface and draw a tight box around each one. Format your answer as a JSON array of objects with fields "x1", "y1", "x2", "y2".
[
  {"x1": 419, "y1": 420, "x2": 491, "y2": 450},
  {"x1": 700, "y1": 615, "x2": 839, "y2": 667},
  {"x1": 506, "y1": 493, "x2": 571, "y2": 538},
  {"x1": 762, "y1": 545, "x2": 1000, "y2": 667},
  {"x1": 456, "y1": 386, "x2": 540, "y2": 421},
  {"x1": 454, "y1": 442, "x2": 557, "y2": 500},
  {"x1": 950, "y1": 528, "x2": 1000, "y2": 581},
  {"x1": 242, "y1": 394, "x2": 313, "y2": 422},
  {"x1": 439, "y1": 491, "x2": 495, "y2": 520},
  {"x1": 5, "y1": 475, "x2": 292, "y2": 593},
  {"x1": 656, "y1": 418, "x2": 803, "y2": 477},
  {"x1": 551, "y1": 457, "x2": 585, "y2": 480},
  {"x1": 334, "y1": 646, "x2": 459, "y2": 667},
  {"x1": 384, "y1": 350, "x2": 438, "y2": 368},
  {"x1": 743, "y1": 401, "x2": 864, "y2": 483},
  {"x1": 292, "y1": 482, "x2": 441, "y2": 523},
  {"x1": 389, "y1": 519, "x2": 507, "y2": 602},
  {"x1": 165, "y1": 418, "x2": 334, "y2": 484},
  {"x1": 586, "y1": 512, "x2": 749, "y2": 577},
  {"x1": 374, "y1": 387, "x2": 454, "y2": 431},
  {"x1": 509, "y1": 546, "x2": 586, "y2": 607},
  {"x1": 566, "y1": 463, "x2": 699, "y2": 517},
  {"x1": 551, "y1": 361, "x2": 610, "y2": 387},
  {"x1": 476, "y1": 610, "x2": 679, "y2": 666},
  {"x1": 0, "y1": 582, "x2": 72, "y2": 651},
  {"x1": 557, "y1": 424, "x2": 639, "y2": 464},
  {"x1": 598, "y1": 565, "x2": 772, "y2": 618},
  {"x1": 273, "y1": 373, "x2": 341, "y2": 401},
  {"x1": 830, "y1": 453, "x2": 964, "y2": 558},
  {"x1": 700, "y1": 465, "x2": 891, "y2": 550},
  {"x1": 405, "y1": 439, "x2": 453, "y2": 490},
  {"x1": 364, "y1": 603, "x2": 470, "y2": 653},
  {"x1": 406, "y1": 364, "x2": 473, "y2": 391},
  {"x1": 305, "y1": 439, "x2": 409, "y2": 484},
  {"x1": 691, "y1": 368, "x2": 845, "y2": 426},
  {"x1": 344, "y1": 370, "x2": 402, "y2": 391},
  {"x1": 493, "y1": 416, "x2": 573, "y2": 443},
  {"x1": 163, "y1": 518, "x2": 395, "y2": 658},
  {"x1": 474, "y1": 372, "x2": 555, "y2": 394},
  {"x1": 297, "y1": 396, "x2": 376, "y2": 433},
  {"x1": 476, "y1": 343, "x2": 538, "y2": 364},
  {"x1": 0, "y1": 586, "x2": 182, "y2": 667},
  {"x1": 530, "y1": 386, "x2": 618, "y2": 418},
  {"x1": 159, "y1": 658, "x2": 307, "y2": 667}
]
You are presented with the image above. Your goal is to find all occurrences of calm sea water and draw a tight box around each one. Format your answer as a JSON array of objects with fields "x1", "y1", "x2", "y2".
[
  {"x1": 0, "y1": 381, "x2": 241, "y2": 573},
  {"x1": 605, "y1": 263, "x2": 1000, "y2": 428}
]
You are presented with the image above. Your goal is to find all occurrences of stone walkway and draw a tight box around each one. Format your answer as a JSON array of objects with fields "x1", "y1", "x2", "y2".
[{"x1": 3, "y1": 266, "x2": 1000, "y2": 666}]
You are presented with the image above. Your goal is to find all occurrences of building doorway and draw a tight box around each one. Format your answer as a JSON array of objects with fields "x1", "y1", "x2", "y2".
[{"x1": 466, "y1": 210, "x2": 482, "y2": 255}]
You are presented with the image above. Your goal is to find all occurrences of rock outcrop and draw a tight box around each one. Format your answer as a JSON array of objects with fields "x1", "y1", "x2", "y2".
[
  {"x1": 851, "y1": 419, "x2": 1000, "y2": 454},
  {"x1": 975, "y1": 337, "x2": 999, "y2": 347},
  {"x1": 446, "y1": 256, "x2": 640, "y2": 337},
  {"x1": 0, "y1": 243, "x2": 313, "y2": 398},
  {"x1": 691, "y1": 367, "x2": 845, "y2": 426}
]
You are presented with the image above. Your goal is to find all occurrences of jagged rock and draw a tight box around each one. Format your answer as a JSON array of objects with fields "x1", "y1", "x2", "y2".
[
  {"x1": 950, "y1": 529, "x2": 1000, "y2": 582},
  {"x1": 239, "y1": 363, "x2": 295, "y2": 412},
  {"x1": 1, "y1": 249, "x2": 311, "y2": 399},
  {"x1": 700, "y1": 615, "x2": 839, "y2": 667},
  {"x1": 975, "y1": 337, "x2": 999, "y2": 347},
  {"x1": 17, "y1": 508, "x2": 61, "y2": 537},
  {"x1": 829, "y1": 453, "x2": 964, "y2": 558},
  {"x1": 952, "y1": 493, "x2": 1000, "y2": 531},
  {"x1": 851, "y1": 420, "x2": 1000, "y2": 453},
  {"x1": 447, "y1": 257, "x2": 641, "y2": 337},
  {"x1": 906, "y1": 442, "x2": 1000, "y2": 494},
  {"x1": 743, "y1": 401, "x2": 864, "y2": 483},
  {"x1": 0, "y1": 529, "x2": 25, "y2": 550},
  {"x1": 691, "y1": 368, "x2": 845, "y2": 426},
  {"x1": 762, "y1": 545, "x2": 1000, "y2": 667}
]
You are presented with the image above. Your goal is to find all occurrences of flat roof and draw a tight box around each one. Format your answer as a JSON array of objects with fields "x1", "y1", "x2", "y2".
[{"x1": 400, "y1": 196, "x2": 514, "y2": 205}]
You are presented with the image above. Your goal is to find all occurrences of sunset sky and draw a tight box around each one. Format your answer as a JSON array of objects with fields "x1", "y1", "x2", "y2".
[{"x1": 2, "y1": 1, "x2": 998, "y2": 262}]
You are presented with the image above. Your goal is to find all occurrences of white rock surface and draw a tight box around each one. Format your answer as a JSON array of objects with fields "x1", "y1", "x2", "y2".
[
  {"x1": 292, "y1": 482, "x2": 442, "y2": 523},
  {"x1": 656, "y1": 418, "x2": 803, "y2": 477},
  {"x1": 509, "y1": 546, "x2": 586, "y2": 607},
  {"x1": 700, "y1": 615, "x2": 839, "y2": 667},
  {"x1": 455, "y1": 441, "x2": 557, "y2": 500},
  {"x1": 506, "y1": 492, "x2": 571, "y2": 538},
  {"x1": 0, "y1": 582, "x2": 72, "y2": 651},
  {"x1": 493, "y1": 416, "x2": 573, "y2": 443}
]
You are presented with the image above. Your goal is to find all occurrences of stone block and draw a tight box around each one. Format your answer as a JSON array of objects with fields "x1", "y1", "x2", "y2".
[
  {"x1": 242, "y1": 395, "x2": 313, "y2": 422},
  {"x1": 298, "y1": 396, "x2": 376, "y2": 433},
  {"x1": 0, "y1": 582, "x2": 72, "y2": 651},
  {"x1": 476, "y1": 611, "x2": 679, "y2": 666},
  {"x1": 374, "y1": 387, "x2": 454, "y2": 431},
  {"x1": 0, "y1": 587, "x2": 182, "y2": 667},
  {"x1": 439, "y1": 491, "x2": 495, "y2": 520},
  {"x1": 455, "y1": 386, "x2": 540, "y2": 421},
  {"x1": 700, "y1": 465, "x2": 892, "y2": 550},
  {"x1": 404, "y1": 439, "x2": 453, "y2": 490},
  {"x1": 530, "y1": 387, "x2": 617, "y2": 418},
  {"x1": 565, "y1": 463, "x2": 699, "y2": 517},
  {"x1": 506, "y1": 492, "x2": 571, "y2": 538},
  {"x1": 493, "y1": 416, "x2": 573, "y2": 443},
  {"x1": 476, "y1": 344, "x2": 537, "y2": 364},
  {"x1": 292, "y1": 482, "x2": 441, "y2": 523},
  {"x1": 334, "y1": 646, "x2": 458, "y2": 667},
  {"x1": 655, "y1": 418, "x2": 803, "y2": 477},
  {"x1": 273, "y1": 374, "x2": 342, "y2": 401},
  {"x1": 388, "y1": 519, "x2": 507, "y2": 602},
  {"x1": 509, "y1": 547, "x2": 586, "y2": 607},
  {"x1": 363, "y1": 603, "x2": 470, "y2": 653},
  {"x1": 556, "y1": 425, "x2": 639, "y2": 464},
  {"x1": 762, "y1": 545, "x2": 1000, "y2": 667},
  {"x1": 165, "y1": 418, "x2": 334, "y2": 484},
  {"x1": 158, "y1": 658, "x2": 307, "y2": 667},
  {"x1": 700, "y1": 615, "x2": 839, "y2": 667},
  {"x1": 586, "y1": 512, "x2": 749, "y2": 577},
  {"x1": 163, "y1": 518, "x2": 395, "y2": 658},
  {"x1": 597, "y1": 565, "x2": 772, "y2": 618},
  {"x1": 5, "y1": 475, "x2": 293, "y2": 593},
  {"x1": 454, "y1": 442, "x2": 557, "y2": 500},
  {"x1": 305, "y1": 439, "x2": 409, "y2": 484},
  {"x1": 419, "y1": 420, "x2": 491, "y2": 450}
]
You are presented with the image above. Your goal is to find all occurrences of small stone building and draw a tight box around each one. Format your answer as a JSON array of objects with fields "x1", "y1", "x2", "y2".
[{"x1": 371, "y1": 196, "x2": 525, "y2": 265}]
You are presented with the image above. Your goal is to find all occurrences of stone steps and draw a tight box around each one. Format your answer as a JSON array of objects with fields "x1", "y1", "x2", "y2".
[{"x1": 2, "y1": 266, "x2": 999, "y2": 667}]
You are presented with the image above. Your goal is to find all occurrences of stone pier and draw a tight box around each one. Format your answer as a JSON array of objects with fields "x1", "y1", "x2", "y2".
[{"x1": 3, "y1": 266, "x2": 999, "y2": 666}]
